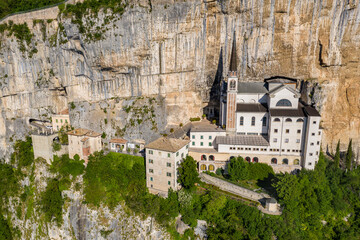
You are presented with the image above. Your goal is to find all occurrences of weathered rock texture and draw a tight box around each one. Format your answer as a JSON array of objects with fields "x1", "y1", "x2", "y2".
[{"x1": 0, "y1": 0, "x2": 360, "y2": 157}]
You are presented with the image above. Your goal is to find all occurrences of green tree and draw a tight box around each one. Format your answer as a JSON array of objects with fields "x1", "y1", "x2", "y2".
[
  {"x1": 334, "y1": 140, "x2": 340, "y2": 168},
  {"x1": 227, "y1": 157, "x2": 248, "y2": 180},
  {"x1": 41, "y1": 178, "x2": 63, "y2": 224},
  {"x1": 0, "y1": 163, "x2": 19, "y2": 207},
  {"x1": 346, "y1": 139, "x2": 353, "y2": 171},
  {"x1": 0, "y1": 213, "x2": 12, "y2": 240},
  {"x1": 11, "y1": 136, "x2": 33, "y2": 167},
  {"x1": 177, "y1": 156, "x2": 199, "y2": 189}
]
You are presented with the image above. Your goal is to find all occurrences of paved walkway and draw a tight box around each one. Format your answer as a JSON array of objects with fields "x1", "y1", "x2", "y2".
[{"x1": 200, "y1": 173, "x2": 282, "y2": 215}]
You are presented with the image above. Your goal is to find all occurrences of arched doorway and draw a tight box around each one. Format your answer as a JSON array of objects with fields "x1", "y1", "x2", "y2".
[
  {"x1": 271, "y1": 158, "x2": 277, "y2": 164},
  {"x1": 209, "y1": 155, "x2": 215, "y2": 161},
  {"x1": 208, "y1": 165, "x2": 215, "y2": 171},
  {"x1": 282, "y1": 158, "x2": 289, "y2": 165},
  {"x1": 253, "y1": 157, "x2": 259, "y2": 163},
  {"x1": 245, "y1": 157, "x2": 251, "y2": 162},
  {"x1": 294, "y1": 159, "x2": 300, "y2": 165},
  {"x1": 201, "y1": 155, "x2": 207, "y2": 161},
  {"x1": 200, "y1": 164, "x2": 207, "y2": 171}
]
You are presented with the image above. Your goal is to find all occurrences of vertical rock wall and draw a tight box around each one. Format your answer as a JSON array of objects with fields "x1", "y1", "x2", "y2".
[{"x1": 0, "y1": 0, "x2": 360, "y2": 157}]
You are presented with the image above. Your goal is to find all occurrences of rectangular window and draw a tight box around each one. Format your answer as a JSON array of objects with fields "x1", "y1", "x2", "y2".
[
  {"x1": 310, "y1": 153, "x2": 313, "y2": 156},
  {"x1": 65, "y1": 119, "x2": 68, "y2": 123},
  {"x1": 317, "y1": 141, "x2": 320, "y2": 145},
  {"x1": 186, "y1": 145, "x2": 188, "y2": 149},
  {"x1": 308, "y1": 162, "x2": 312, "y2": 165},
  {"x1": 158, "y1": 151, "x2": 162, "y2": 156},
  {"x1": 60, "y1": 119, "x2": 63, "y2": 123},
  {"x1": 312, "y1": 133, "x2": 315, "y2": 136},
  {"x1": 251, "y1": 117, "x2": 255, "y2": 126},
  {"x1": 176, "y1": 152, "x2": 179, "y2": 157},
  {"x1": 150, "y1": 177, "x2": 153, "y2": 181},
  {"x1": 148, "y1": 159, "x2": 153, "y2": 164},
  {"x1": 274, "y1": 129, "x2": 278, "y2": 133},
  {"x1": 240, "y1": 117, "x2": 244, "y2": 126},
  {"x1": 168, "y1": 181, "x2": 171, "y2": 185},
  {"x1": 56, "y1": 119, "x2": 58, "y2": 123},
  {"x1": 149, "y1": 150, "x2": 153, "y2": 155},
  {"x1": 168, "y1": 153, "x2": 170, "y2": 158},
  {"x1": 287, "y1": 149, "x2": 290, "y2": 152},
  {"x1": 273, "y1": 138, "x2": 277, "y2": 143},
  {"x1": 192, "y1": 135, "x2": 195, "y2": 139},
  {"x1": 200, "y1": 135, "x2": 204, "y2": 139},
  {"x1": 149, "y1": 169, "x2": 153, "y2": 173},
  {"x1": 209, "y1": 136, "x2": 212, "y2": 140},
  {"x1": 167, "y1": 163, "x2": 171, "y2": 167},
  {"x1": 192, "y1": 142, "x2": 195, "y2": 146},
  {"x1": 296, "y1": 139, "x2": 300, "y2": 143},
  {"x1": 310, "y1": 143, "x2": 314, "y2": 146},
  {"x1": 316, "y1": 151, "x2": 319, "y2": 155},
  {"x1": 209, "y1": 142, "x2": 212, "y2": 146},
  {"x1": 200, "y1": 142, "x2": 203, "y2": 146},
  {"x1": 313, "y1": 121, "x2": 316, "y2": 124},
  {"x1": 166, "y1": 172, "x2": 171, "y2": 177},
  {"x1": 181, "y1": 153, "x2": 184, "y2": 158},
  {"x1": 286, "y1": 129, "x2": 289, "y2": 133},
  {"x1": 285, "y1": 139, "x2": 289, "y2": 143},
  {"x1": 297, "y1": 129, "x2": 301, "y2": 134},
  {"x1": 318, "y1": 131, "x2": 321, "y2": 135}
]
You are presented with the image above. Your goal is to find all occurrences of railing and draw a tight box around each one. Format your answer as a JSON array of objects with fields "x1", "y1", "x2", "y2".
[{"x1": 0, "y1": 0, "x2": 69, "y2": 23}]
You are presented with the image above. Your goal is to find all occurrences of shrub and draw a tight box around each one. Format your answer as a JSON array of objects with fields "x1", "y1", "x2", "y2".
[
  {"x1": 0, "y1": 213, "x2": 12, "y2": 240},
  {"x1": 52, "y1": 141, "x2": 61, "y2": 152},
  {"x1": 11, "y1": 136, "x2": 34, "y2": 168},
  {"x1": 70, "y1": 102, "x2": 76, "y2": 109},
  {"x1": 40, "y1": 178, "x2": 63, "y2": 224},
  {"x1": 101, "y1": 132, "x2": 106, "y2": 139},
  {"x1": 189, "y1": 117, "x2": 200, "y2": 122}
]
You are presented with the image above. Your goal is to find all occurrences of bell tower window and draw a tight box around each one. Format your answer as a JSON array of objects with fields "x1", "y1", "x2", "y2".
[{"x1": 229, "y1": 80, "x2": 236, "y2": 91}]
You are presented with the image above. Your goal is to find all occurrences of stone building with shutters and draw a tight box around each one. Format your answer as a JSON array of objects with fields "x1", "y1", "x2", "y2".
[{"x1": 145, "y1": 137, "x2": 190, "y2": 197}]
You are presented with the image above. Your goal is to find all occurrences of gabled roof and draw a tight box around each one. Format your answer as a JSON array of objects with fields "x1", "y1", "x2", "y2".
[
  {"x1": 236, "y1": 103, "x2": 268, "y2": 112},
  {"x1": 238, "y1": 82, "x2": 268, "y2": 94},
  {"x1": 110, "y1": 138, "x2": 127, "y2": 144},
  {"x1": 270, "y1": 103, "x2": 306, "y2": 117},
  {"x1": 268, "y1": 84, "x2": 300, "y2": 98},
  {"x1": 57, "y1": 109, "x2": 69, "y2": 115},
  {"x1": 145, "y1": 137, "x2": 189, "y2": 153},
  {"x1": 215, "y1": 135, "x2": 269, "y2": 146},
  {"x1": 303, "y1": 106, "x2": 321, "y2": 117}
]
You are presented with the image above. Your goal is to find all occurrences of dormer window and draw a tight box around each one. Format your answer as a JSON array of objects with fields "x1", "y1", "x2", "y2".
[{"x1": 276, "y1": 99, "x2": 292, "y2": 107}]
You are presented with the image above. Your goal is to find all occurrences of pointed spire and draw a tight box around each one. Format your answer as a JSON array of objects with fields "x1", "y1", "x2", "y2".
[{"x1": 229, "y1": 31, "x2": 237, "y2": 73}]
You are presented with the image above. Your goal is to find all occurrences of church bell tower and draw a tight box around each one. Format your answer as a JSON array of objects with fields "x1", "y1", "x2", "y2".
[{"x1": 226, "y1": 32, "x2": 238, "y2": 134}]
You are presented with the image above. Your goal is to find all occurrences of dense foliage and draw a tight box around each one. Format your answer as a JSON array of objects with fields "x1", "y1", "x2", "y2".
[
  {"x1": 10, "y1": 136, "x2": 34, "y2": 168},
  {"x1": 177, "y1": 156, "x2": 199, "y2": 189},
  {"x1": 40, "y1": 179, "x2": 63, "y2": 225},
  {"x1": 0, "y1": 213, "x2": 12, "y2": 240},
  {"x1": 0, "y1": 0, "x2": 63, "y2": 19},
  {"x1": 0, "y1": 162, "x2": 19, "y2": 208},
  {"x1": 227, "y1": 156, "x2": 275, "y2": 181}
]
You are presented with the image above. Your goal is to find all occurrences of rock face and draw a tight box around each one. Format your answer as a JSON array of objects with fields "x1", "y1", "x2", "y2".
[{"x1": 0, "y1": 0, "x2": 360, "y2": 157}]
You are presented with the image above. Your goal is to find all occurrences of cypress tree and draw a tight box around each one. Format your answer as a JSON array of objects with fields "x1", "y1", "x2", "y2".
[
  {"x1": 334, "y1": 140, "x2": 340, "y2": 168},
  {"x1": 346, "y1": 139, "x2": 353, "y2": 171}
]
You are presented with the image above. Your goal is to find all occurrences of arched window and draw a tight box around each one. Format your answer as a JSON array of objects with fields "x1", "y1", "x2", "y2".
[
  {"x1": 251, "y1": 117, "x2": 255, "y2": 126},
  {"x1": 201, "y1": 155, "x2": 207, "y2": 161},
  {"x1": 209, "y1": 155, "x2": 215, "y2": 161},
  {"x1": 230, "y1": 80, "x2": 236, "y2": 90},
  {"x1": 240, "y1": 116, "x2": 244, "y2": 126},
  {"x1": 253, "y1": 157, "x2": 259, "y2": 163},
  {"x1": 262, "y1": 117, "x2": 267, "y2": 127},
  {"x1": 250, "y1": 99, "x2": 256, "y2": 103},
  {"x1": 274, "y1": 118, "x2": 281, "y2": 122},
  {"x1": 271, "y1": 158, "x2": 277, "y2": 164},
  {"x1": 285, "y1": 118, "x2": 292, "y2": 122},
  {"x1": 276, "y1": 99, "x2": 292, "y2": 107},
  {"x1": 296, "y1": 118, "x2": 304, "y2": 122},
  {"x1": 200, "y1": 164, "x2": 207, "y2": 171},
  {"x1": 208, "y1": 165, "x2": 215, "y2": 171},
  {"x1": 282, "y1": 158, "x2": 289, "y2": 165},
  {"x1": 245, "y1": 157, "x2": 251, "y2": 162},
  {"x1": 294, "y1": 159, "x2": 300, "y2": 165}
]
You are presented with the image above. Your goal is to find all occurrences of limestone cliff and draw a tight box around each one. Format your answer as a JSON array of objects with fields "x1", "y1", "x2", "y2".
[{"x1": 0, "y1": 0, "x2": 360, "y2": 157}]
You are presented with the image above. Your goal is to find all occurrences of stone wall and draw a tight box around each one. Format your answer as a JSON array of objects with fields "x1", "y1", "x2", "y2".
[{"x1": 1, "y1": 0, "x2": 360, "y2": 159}]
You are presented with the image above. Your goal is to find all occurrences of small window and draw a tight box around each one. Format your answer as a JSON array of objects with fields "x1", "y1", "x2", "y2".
[
  {"x1": 296, "y1": 139, "x2": 300, "y2": 143},
  {"x1": 60, "y1": 119, "x2": 63, "y2": 123},
  {"x1": 166, "y1": 172, "x2": 171, "y2": 177},
  {"x1": 181, "y1": 153, "x2": 184, "y2": 158},
  {"x1": 274, "y1": 118, "x2": 281, "y2": 122},
  {"x1": 282, "y1": 158, "x2": 289, "y2": 165},
  {"x1": 149, "y1": 150, "x2": 153, "y2": 155},
  {"x1": 285, "y1": 139, "x2": 289, "y2": 143},
  {"x1": 150, "y1": 177, "x2": 153, "y2": 181},
  {"x1": 318, "y1": 131, "x2": 321, "y2": 135},
  {"x1": 285, "y1": 118, "x2": 292, "y2": 122},
  {"x1": 192, "y1": 135, "x2": 195, "y2": 139},
  {"x1": 317, "y1": 141, "x2": 320, "y2": 145},
  {"x1": 312, "y1": 133, "x2": 315, "y2": 136},
  {"x1": 200, "y1": 135, "x2": 204, "y2": 139},
  {"x1": 297, "y1": 129, "x2": 301, "y2": 134},
  {"x1": 168, "y1": 153, "x2": 170, "y2": 158},
  {"x1": 167, "y1": 163, "x2": 171, "y2": 167},
  {"x1": 240, "y1": 116, "x2": 244, "y2": 126},
  {"x1": 56, "y1": 119, "x2": 58, "y2": 123},
  {"x1": 313, "y1": 121, "x2": 316, "y2": 124},
  {"x1": 274, "y1": 129, "x2": 278, "y2": 133},
  {"x1": 168, "y1": 181, "x2": 171, "y2": 185},
  {"x1": 251, "y1": 117, "x2": 255, "y2": 126},
  {"x1": 273, "y1": 138, "x2": 277, "y2": 143},
  {"x1": 296, "y1": 118, "x2": 304, "y2": 122},
  {"x1": 308, "y1": 162, "x2": 312, "y2": 165},
  {"x1": 149, "y1": 169, "x2": 153, "y2": 173},
  {"x1": 209, "y1": 142, "x2": 212, "y2": 146},
  {"x1": 149, "y1": 159, "x2": 153, "y2": 163},
  {"x1": 310, "y1": 143, "x2": 314, "y2": 146},
  {"x1": 286, "y1": 129, "x2": 290, "y2": 133},
  {"x1": 310, "y1": 153, "x2": 313, "y2": 156},
  {"x1": 209, "y1": 136, "x2": 212, "y2": 140},
  {"x1": 65, "y1": 119, "x2": 68, "y2": 123},
  {"x1": 200, "y1": 142, "x2": 203, "y2": 146},
  {"x1": 176, "y1": 152, "x2": 179, "y2": 157},
  {"x1": 192, "y1": 142, "x2": 195, "y2": 146},
  {"x1": 316, "y1": 151, "x2": 319, "y2": 155}
]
